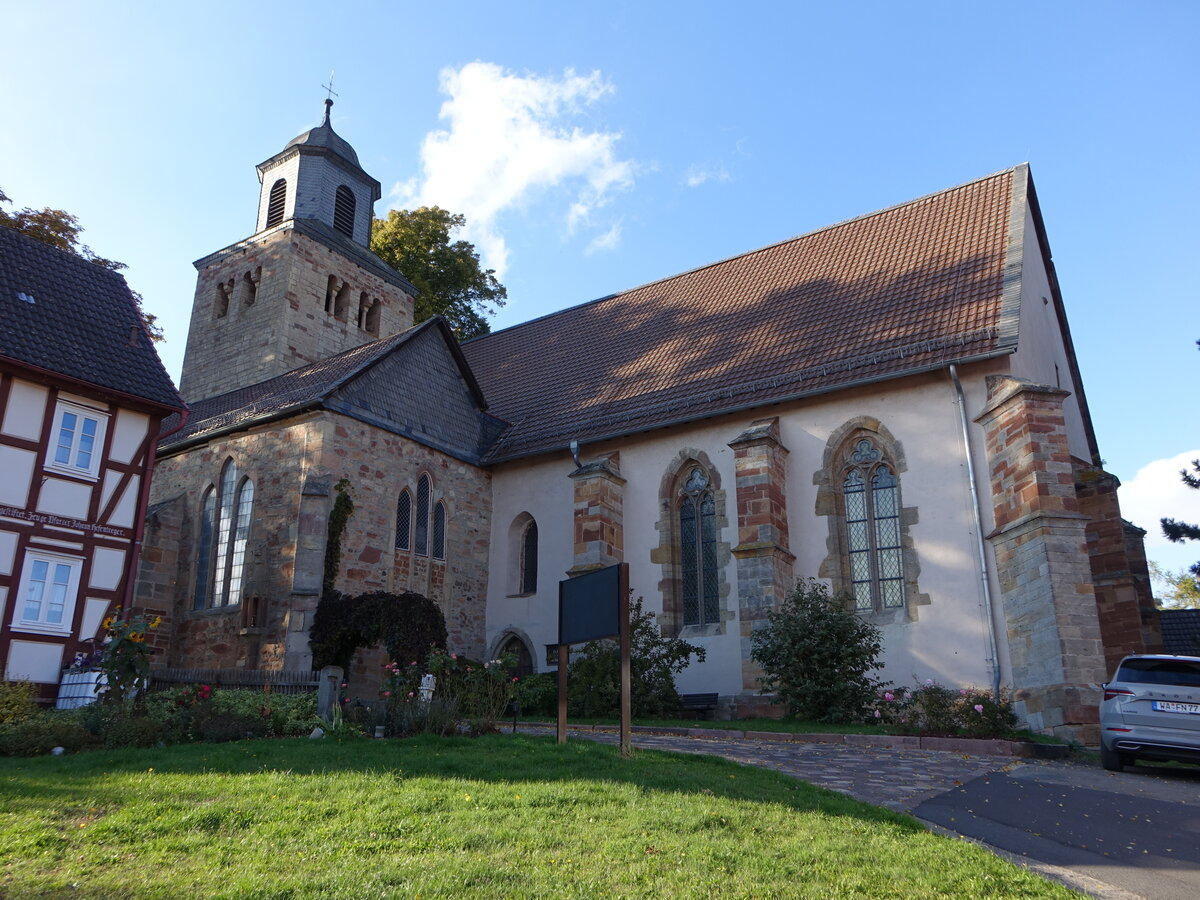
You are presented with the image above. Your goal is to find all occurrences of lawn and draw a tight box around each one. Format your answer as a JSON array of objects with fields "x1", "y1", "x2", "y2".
[{"x1": 0, "y1": 734, "x2": 1079, "y2": 899}]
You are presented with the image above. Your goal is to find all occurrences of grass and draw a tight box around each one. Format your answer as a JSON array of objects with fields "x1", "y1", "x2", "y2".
[{"x1": 0, "y1": 734, "x2": 1081, "y2": 899}]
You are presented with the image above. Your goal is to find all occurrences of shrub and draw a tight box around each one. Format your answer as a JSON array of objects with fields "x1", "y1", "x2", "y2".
[
  {"x1": 0, "y1": 680, "x2": 38, "y2": 725},
  {"x1": 514, "y1": 671, "x2": 557, "y2": 717},
  {"x1": 750, "y1": 578, "x2": 888, "y2": 723},
  {"x1": 310, "y1": 590, "x2": 448, "y2": 671},
  {"x1": 378, "y1": 652, "x2": 518, "y2": 736},
  {"x1": 96, "y1": 612, "x2": 162, "y2": 707},
  {"x1": 873, "y1": 681, "x2": 1019, "y2": 737},
  {"x1": 567, "y1": 596, "x2": 706, "y2": 719},
  {"x1": 0, "y1": 711, "x2": 99, "y2": 756}
]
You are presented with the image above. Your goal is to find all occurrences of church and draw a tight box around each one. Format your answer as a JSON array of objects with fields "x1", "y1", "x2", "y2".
[{"x1": 132, "y1": 101, "x2": 1160, "y2": 742}]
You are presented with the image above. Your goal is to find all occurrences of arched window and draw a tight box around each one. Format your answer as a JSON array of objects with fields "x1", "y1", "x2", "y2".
[
  {"x1": 196, "y1": 460, "x2": 254, "y2": 609},
  {"x1": 520, "y1": 520, "x2": 538, "y2": 594},
  {"x1": 414, "y1": 475, "x2": 430, "y2": 556},
  {"x1": 842, "y1": 438, "x2": 904, "y2": 611},
  {"x1": 364, "y1": 299, "x2": 381, "y2": 336},
  {"x1": 678, "y1": 466, "x2": 719, "y2": 627},
  {"x1": 432, "y1": 502, "x2": 446, "y2": 560},
  {"x1": 395, "y1": 490, "x2": 412, "y2": 551},
  {"x1": 193, "y1": 487, "x2": 215, "y2": 610},
  {"x1": 334, "y1": 185, "x2": 356, "y2": 237},
  {"x1": 266, "y1": 179, "x2": 287, "y2": 228}
]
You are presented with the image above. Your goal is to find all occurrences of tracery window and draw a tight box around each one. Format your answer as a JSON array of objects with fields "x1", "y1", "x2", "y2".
[
  {"x1": 194, "y1": 459, "x2": 254, "y2": 609},
  {"x1": 432, "y1": 502, "x2": 446, "y2": 560},
  {"x1": 842, "y1": 438, "x2": 904, "y2": 611},
  {"x1": 679, "y1": 466, "x2": 719, "y2": 627}
]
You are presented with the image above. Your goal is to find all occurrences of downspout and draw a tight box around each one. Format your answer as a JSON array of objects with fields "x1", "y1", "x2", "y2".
[{"x1": 948, "y1": 365, "x2": 1002, "y2": 697}]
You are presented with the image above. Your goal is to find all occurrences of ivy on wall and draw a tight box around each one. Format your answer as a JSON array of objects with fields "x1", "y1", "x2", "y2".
[{"x1": 322, "y1": 478, "x2": 355, "y2": 597}]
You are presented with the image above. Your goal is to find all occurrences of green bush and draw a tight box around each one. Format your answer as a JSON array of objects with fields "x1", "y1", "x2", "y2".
[
  {"x1": 873, "y1": 681, "x2": 1019, "y2": 737},
  {"x1": 750, "y1": 579, "x2": 888, "y2": 723},
  {"x1": 514, "y1": 671, "x2": 557, "y2": 716},
  {"x1": 0, "y1": 711, "x2": 99, "y2": 756},
  {"x1": 310, "y1": 590, "x2": 448, "y2": 671},
  {"x1": 567, "y1": 596, "x2": 705, "y2": 719},
  {"x1": 0, "y1": 680, "x2": 38, "y2": 725}
]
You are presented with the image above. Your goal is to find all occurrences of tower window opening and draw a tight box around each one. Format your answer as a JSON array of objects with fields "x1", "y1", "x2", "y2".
[
  {"x1": 334, "y1": 185, "x2": 356, "y2": 238},
  {"x1": 265, "y1": 179, "x2": 287, "y2": 228},
  {"x1": 242, "y1": 267, "x2": 261, "y2": 306},
  {"x1": 324, "y1": 275, "x2": 339, "y2": 314},
  {"x1": 357, "y1": 292, "x2": 370, "y2": 329},
  {"x1": 333, "y1": 282, "x2": 351, "y2": 320},
  {"x1": 365, "y1": 299, "x2": 380, "y2": 336},
  {"x1": 215, "y1": 278, "x2": 234, "y2": 319}
]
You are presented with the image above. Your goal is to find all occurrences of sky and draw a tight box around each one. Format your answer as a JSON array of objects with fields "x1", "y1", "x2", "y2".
[{"x1": 1, "y1": 1, "x2": 1197, "y2": 575}]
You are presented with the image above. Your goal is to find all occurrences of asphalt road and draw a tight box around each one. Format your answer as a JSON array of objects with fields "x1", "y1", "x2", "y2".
[{"x1": 914, "y1": 760, "x2": 1200, "y2": 900}]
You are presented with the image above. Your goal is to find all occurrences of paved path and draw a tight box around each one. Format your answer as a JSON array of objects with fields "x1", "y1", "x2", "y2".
[{"x1": 520, "y1": 725, "x2": 1200, "y2": 900}]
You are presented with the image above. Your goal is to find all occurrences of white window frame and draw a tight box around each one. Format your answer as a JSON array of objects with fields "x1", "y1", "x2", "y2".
[
  {"x1": 46, "y1": 400, "x2": 109, "y2": 480},
  {"x1": 12, "y1": 550, "x2": 83, "y2": 636}
]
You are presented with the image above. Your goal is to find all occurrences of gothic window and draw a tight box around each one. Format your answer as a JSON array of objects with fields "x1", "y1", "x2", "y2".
[
  {"x1": 432, "y1": 502, "x2": 446, "y2": 560},
  {"x1": 679, "y1": 466, "x2": 719, "y2": 627},
  {"x1": 414, "y1": 475, "x2": 430, "y2": 556},
  {"x1": 520, "y1": 520, "x2": 538, "y2": 594},
  {"x1": 395, "y1": 490, "x2": 412, "y2": 551},
  {"x1": 265, "y1": 179, "x2": 287, "y2": 228},
  {"x1": 193, "y1": 487, "x2": 215, "y2": 610},
  {"x1": 334, "y1": 185, "x2": 356, "y2": 237},
  {"x1": 195, "y1": 459, "x2": 254, "y2": 609},
  {"x1": 842, "y1": 438, "x2": 904, "y2": 612}
]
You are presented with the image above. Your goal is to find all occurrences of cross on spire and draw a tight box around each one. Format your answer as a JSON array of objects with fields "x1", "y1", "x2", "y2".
[{"x1": 320, "y1": 71, "x2": 338, "y2": 125}]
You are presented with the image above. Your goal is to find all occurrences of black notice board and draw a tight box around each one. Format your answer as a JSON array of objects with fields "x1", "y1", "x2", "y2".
[{"x1": 558, "y1": 564, "x2": 621, "y2": 645}]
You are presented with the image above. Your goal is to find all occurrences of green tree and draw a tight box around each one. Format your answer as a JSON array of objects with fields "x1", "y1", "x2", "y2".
[
  {"x1": 0, "y1": 187, "x2": 163, "y2": 341},
  {"x1": 1149, "y1": 561, "x2": 1200, "y2": 609},
  {"x1": 370, "y1": 207, "x2": 506, "y2": 340},
  {"x1": 750, "y1": 578, "x2": 889, "y2": 723},
  {"x1": 1161, "y1": 456, "x2": 1200, "y2": 580}
]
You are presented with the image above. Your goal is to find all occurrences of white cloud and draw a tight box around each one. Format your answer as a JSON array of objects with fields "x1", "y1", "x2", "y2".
[
  {"x1": 1119, "y1": 450, "x2": 1200, "y2": 569},
  {"x1": 684, "y1": 163, "x2": 731, "y2": 188},
  {"x1": 392, "y1": 62, "x2": 635, "y2": 279},
  {"x1": 585, "y1": 222, "x2": 622, "y2": 255}
]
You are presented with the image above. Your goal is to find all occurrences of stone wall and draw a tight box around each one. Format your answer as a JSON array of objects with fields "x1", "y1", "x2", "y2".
[
  {"x1": 179, "y1": 227, "x2": 414, "y2": 402},
  {"x1": 136, "y1": 410, "x2": 492, "y2": 679}
]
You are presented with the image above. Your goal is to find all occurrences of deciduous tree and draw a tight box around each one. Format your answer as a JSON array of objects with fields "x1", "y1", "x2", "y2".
[{"x1": 370, "y1": 207, "x2": 506, "y2": 340}]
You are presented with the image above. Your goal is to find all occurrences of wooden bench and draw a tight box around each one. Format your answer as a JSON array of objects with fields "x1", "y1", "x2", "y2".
[{"x1": 679, "y1": 692, "x2": 719, "y2": 720}]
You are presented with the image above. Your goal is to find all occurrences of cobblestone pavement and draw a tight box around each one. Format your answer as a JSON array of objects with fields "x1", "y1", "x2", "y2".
[{"x1": 517, "y1": 724, "x2": 1021, "y2": 811}]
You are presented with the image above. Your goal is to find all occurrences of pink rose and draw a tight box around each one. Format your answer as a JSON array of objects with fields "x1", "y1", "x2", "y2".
[
  {"x1": 883, "y1": 692, "x2": 894, "y2": 702},
  {"x1": 873, "y1": 710, "x2": 881, "y2": 718},
  {"x1": 974, "y1": 704, "x2": 984, "y2": 713},
  {"x1": 383, "y1": 691, "x2": 391, "y2": 698}
]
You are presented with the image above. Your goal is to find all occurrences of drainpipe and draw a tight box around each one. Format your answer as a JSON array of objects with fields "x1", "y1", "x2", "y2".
[{"x1": 948, "y1": 365, "x2": 1002, "y2": 698}]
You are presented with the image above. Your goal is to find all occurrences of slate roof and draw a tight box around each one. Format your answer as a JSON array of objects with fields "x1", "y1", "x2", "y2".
[
  {"x1": 0, "y1": 225, "x2": 184, "y2": 411},
  {"x1": 160, "y1": 317, "x2": 503, "y2": 464},
  {"x1": 462, "y1": 166, "x2": 1030, "y2": 463},
  {"x1": 1161, "y1": 609, "x2": 1200, "y2": 656}
]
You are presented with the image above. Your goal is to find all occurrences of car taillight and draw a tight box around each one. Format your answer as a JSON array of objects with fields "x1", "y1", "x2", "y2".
[{"x1": 1103, "y1": 687, "x2": 1135, "y2": 701}]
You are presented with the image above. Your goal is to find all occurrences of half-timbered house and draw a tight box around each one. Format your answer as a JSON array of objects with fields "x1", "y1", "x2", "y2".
[{"x1": 0, "y1": 226, "x2": 185, "y2": 699}]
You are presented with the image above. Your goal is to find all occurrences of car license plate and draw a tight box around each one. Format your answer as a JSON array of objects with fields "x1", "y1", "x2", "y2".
[{"x1": 1152, "y1": 700, "x2": 1200, "y2": 715}]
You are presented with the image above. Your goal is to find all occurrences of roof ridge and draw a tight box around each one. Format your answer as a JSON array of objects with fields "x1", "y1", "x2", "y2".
[{"x1": 466, "y1": 165, "x2": 1022, "y2": 345}]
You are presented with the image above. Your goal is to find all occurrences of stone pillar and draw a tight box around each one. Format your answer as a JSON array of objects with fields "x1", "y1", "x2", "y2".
[
  {"x1": 568, "y1": 452, "x2": 625, "y2": 577},
  {"x1": 974, "y1": 376, "x2": 1106, "y2": 744},
  {"x1": 728, "y1": 418, "x2": 794, "y2": 700},
  {"x1": 1073, "y1": 462, "x2": 1162, "y2": 672}
]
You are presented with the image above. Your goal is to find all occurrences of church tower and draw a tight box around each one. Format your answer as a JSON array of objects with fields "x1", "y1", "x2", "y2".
[{"x1": 178, "y1": 100, "x2": 416, "y2": 403}]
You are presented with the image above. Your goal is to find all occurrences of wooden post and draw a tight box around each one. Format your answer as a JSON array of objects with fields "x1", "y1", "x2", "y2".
[
  {"x1": 557, "y1": 644, "x2": 569, "y2": 745},
  {"x1": 618, "y1": 562, "x2": 631, "y2": 758}
]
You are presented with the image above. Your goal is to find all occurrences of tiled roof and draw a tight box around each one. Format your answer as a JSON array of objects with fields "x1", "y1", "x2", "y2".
[
  {"x1": 1161, "y1": 609, "x2": 1200, "y2": 656},
  {"x1": 462, "y1": 167, "x2": 1023, "y2": 462},
  {"x1": 160, "y1": 328, "x2": 417, "y2": 449},
  {"x1": 159, "y1": 317, "x2": 500, "y2": 464},
  {"x1": 0, "y1": 225, "x2": 184, "y2": 410}
]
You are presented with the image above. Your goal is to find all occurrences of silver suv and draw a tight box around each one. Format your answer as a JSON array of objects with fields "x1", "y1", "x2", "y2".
[{"x1": 1100, "y1": 654, "x2": 1200, "y2": 772}]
